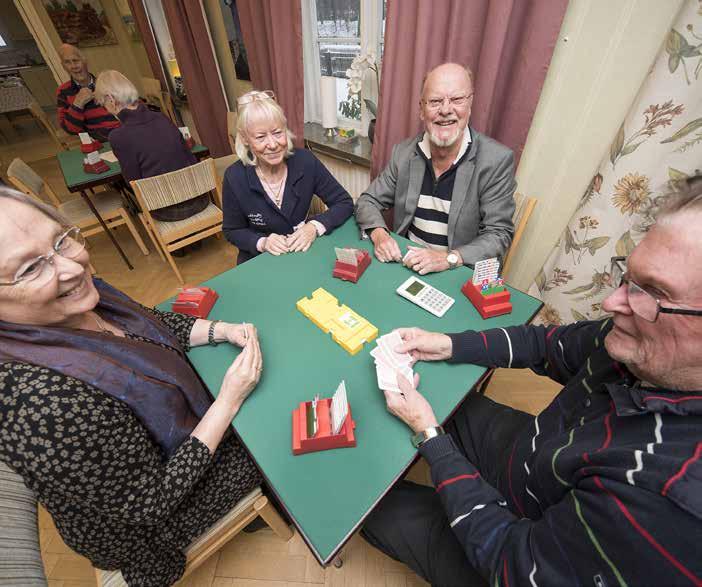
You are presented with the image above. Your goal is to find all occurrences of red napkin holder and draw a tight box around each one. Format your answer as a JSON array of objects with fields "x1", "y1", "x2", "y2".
[
  {"x1": 171, "y1": 286, "x2": 219, "y2": 319},
  {"x1": 292, "y1": 398, "x2": 356, "y2": 455},
  {"x1": 332, "y1": 250, "x2": 371, "y2": 283},
  {"x1": 184, "y1": 136, "x2": 196, "y2": 149},
  {"x1": 461, "y1": 280, "x2": 512, "y2": 319},
  {"x1": 82, "y1": 160, "x2": 110, "y2": 174},
  {"x1": 80, "y1": 140, "x2": 103, "y2": 153}
]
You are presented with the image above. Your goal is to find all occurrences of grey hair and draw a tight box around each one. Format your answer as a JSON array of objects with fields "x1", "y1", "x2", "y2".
[
  {"x1": 234, "y1": 91, "x2": 295, "y2": 166},
  {"x1": 0, "y1": 185, "x2": 70, "y2": 226},
  {"x1": 94, "y1": 70, "x2": 139, "y2": 108},
  {"x1": 421, "y1": 62, "x2": 474, "y2": 98},
  {"x1": 657, "y1": 175, "x2": 702, "y2": 225},
  {"x1": 58, "y1": 43, "x2": 86, "y2": 62}
]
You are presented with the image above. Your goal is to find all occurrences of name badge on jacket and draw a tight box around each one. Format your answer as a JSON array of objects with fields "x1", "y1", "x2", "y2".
[{"x1": 248, "y1": 212, "x2": 266, "y2": 228}]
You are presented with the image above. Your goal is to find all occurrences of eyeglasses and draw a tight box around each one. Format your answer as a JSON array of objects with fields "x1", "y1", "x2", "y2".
[
  {"x1": 422, "y1": 93, "x2": 473, "y2": 111},
  {"x1": 237, "y1": 90, "x2": 276, "y2": 108},
  {"x1": 0, "y1": 227, "x2": 86, "y2": 288},
  {"x1": 610, "y1": 256, "x2": 702, "y2": 322}
]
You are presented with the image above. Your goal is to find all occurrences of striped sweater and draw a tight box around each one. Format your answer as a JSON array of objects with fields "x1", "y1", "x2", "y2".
[
  {"x1": 56, "y1": 74, "x2": 120, "y2": 142},
  {"x1": 419, "y1": 319, "x2": 702, "y2": 586}
]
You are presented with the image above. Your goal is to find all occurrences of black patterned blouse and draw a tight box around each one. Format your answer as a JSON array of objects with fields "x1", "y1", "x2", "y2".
[{"x1": 0, "y1": 308, "x2": 262, "y2": 586}]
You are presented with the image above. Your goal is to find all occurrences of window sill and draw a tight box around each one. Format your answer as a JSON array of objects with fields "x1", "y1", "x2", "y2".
[{"x1": 304, "y1": 122, "x2": 371, "y2": 169}]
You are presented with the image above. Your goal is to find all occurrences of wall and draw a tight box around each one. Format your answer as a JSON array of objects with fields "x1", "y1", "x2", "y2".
[
  {"x1": 31, "y1": 0, "x2": 153, "y2": 95},
  {"x1": 508, "y1": 0, "x2": 683, "y2": 290}
]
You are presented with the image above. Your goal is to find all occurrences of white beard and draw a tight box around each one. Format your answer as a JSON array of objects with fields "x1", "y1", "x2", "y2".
[{"x1": 429, "y1": 126, "x2": 461, "y2": 148}]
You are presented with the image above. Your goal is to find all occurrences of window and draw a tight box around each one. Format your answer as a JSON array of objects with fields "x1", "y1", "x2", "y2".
[
  {"x1": 0, "y1": 33, "x2": 6, "y2": 48},
  {"x1": 303, "y1": 0, "x2": 385, "y2": 132}
]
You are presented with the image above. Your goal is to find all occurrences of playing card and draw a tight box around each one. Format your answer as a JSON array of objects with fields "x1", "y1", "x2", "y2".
[{"x1": 378, "y1": 331, "x2": 413, "y2": 368}]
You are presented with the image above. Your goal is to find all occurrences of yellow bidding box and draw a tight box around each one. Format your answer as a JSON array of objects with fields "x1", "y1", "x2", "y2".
[{"x1": 297, "y1": 288, "x2": 378, "y2": 355}]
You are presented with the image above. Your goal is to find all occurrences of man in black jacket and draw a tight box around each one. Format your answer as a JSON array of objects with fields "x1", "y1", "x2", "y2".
[{"x1": 362, "y1": 176, "x2": 702, "y2": 587}]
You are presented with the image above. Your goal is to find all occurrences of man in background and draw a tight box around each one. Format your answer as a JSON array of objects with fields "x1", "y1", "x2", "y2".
[{"x1": 56, "y1": 43, "x2": 120, "y2": 142}]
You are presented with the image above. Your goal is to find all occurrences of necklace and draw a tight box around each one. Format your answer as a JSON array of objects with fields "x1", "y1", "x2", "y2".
[
  {"x1": 257, "y1": 167, "x2": 287, "y2": 208},
  {"x1": 92, "y1": 312, "x2": 114, "y2": 336}
]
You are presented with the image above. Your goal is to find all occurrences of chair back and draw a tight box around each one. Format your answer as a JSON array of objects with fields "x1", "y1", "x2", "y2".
[
  {"x1": 27, "y1": 100, "x2": 68, "y2": 151},
  {"x1": 7, "y1": 158, "x2": 62, "y2": 207},
  {"x1": 227, "y1": 111, "x2": 238, "y2": 155},
  {"x1": 503, "y1": 192, "x2": 537, "y2": 276},
  {"x1": 131, "y1": 159, "x2": 220, "y2": 212}
]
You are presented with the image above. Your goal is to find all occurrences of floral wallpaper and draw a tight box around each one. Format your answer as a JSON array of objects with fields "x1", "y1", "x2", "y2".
[{"x1": 531, "y1": 0, "x2": 702, "y2": 326}]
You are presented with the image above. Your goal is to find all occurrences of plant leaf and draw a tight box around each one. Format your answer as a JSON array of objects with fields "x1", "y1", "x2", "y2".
[
  {"x1": 535, "y1": 269, "x2": 546, "y2": 291},
  {"x1": 620, "y1": 142, "x2": 643, "y2": 157},
  {"x1": 661, "y1": 118, "x2": 702, "y2": 143},
  {"x1": 564, "y1": 283, "x2": 595, "y2": 295},
  {"x1": 363, "y1": 98, "x2": 377, "y2": 116},
  {"x1": 668, "y1": 52, "x2": 681, "y2": 73},
  {"x1": 584, "y1": 236, "x2": 610, "y2": 256},
  {"x1": 615, "y1": 231, "x2": 635, "y2": 257},
  {"x1": 610, "y1": 124, "x2": 625, "y2": 165},
  {"x1": 564, "y1": 227, "x2": 580, "y2": 254},
  {"x1": 668, "y1": 167, "x2": 689, "y2": 181},
  {"x1": 666, "y1": 29, "x2": 684, "y2": 56},
  {"x1": 571, "y1": 309, "x2": 587, "y2": 322}
]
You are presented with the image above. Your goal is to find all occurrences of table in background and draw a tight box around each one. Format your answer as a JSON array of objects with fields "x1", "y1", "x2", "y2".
[
  {"x1": 57, "y1": 143, "x2": 210, "y2": 269},
  {"x1": 163, "y1": 220, "x2": 542, "y2": 565}
]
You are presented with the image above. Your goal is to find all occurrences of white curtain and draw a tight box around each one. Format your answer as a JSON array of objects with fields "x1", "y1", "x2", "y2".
[
  {"x1": 531, "y1": 0, "x2": 702, "y2": 326},
  {"x1": 302, "y1": 0, "x2": 322, "y2": 124}
]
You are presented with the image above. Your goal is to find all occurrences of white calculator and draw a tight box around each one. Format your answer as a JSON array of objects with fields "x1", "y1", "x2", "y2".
[{"x1": 396, "y1": 276, "x2": 455, "y2": 317}]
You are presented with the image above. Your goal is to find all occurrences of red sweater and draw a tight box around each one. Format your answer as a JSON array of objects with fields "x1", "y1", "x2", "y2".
[{"x1": 56, "y1": 74, "x2": 120, "y2": 143}]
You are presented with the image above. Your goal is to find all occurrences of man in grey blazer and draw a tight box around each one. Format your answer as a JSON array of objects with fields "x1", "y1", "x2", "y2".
[{"x1": 355, "y1": 63, "x2": 516, "y2": 273}]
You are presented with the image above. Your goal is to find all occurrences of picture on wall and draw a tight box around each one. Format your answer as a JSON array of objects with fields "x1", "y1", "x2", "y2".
[{"x1": 42, "y1": 0, "x2": 118, "y2": 47}]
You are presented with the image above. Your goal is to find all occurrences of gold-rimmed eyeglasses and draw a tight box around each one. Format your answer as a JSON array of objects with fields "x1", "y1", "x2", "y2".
[
  {"x1": 0, "y1": 227, "x2": 86, "y2": 287},
  {"x1": 237, "y1": 90, "x2": 276, "y2": 108},
  {"x1": 610, "y1": 256, "x2": 702, "y2": 322},
  {"x1": 422, "y1": 93, "x2": 473, "y2": 111}
]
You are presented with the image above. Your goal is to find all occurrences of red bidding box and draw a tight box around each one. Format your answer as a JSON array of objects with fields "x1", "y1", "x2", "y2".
[
  {"x1": 83, "y1": 160, "x2": 110, "y2": 174},
  {"x1": 332, "y1": 249, "x2": 371, "y2": 283},
  {"x1": 80, "y1": 140, "x2": 103, "y2": 153},
  {"x1": 171, "y1": 286, "x2": 219, "y2": 319},
  {"x1": 461, "y1": 280, "x2": 512, "y2": 319},
  {"x1": 292, "y1": 398, "x2": 356, "y2": 455}
]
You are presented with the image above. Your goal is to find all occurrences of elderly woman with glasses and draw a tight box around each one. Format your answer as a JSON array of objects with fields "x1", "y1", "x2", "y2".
[
  {"x1": 222, "y1": 90, "x2": 354, "y2": 264},
  {"x1": 94, "y1": 70, "x2": 208, "y2": 222},
  {"x1": 0, "y1": 187, "x2": 265, "y2": 586}
]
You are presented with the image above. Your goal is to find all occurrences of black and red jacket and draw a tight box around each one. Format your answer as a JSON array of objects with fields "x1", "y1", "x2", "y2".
[{"x1": 56, "y1": 73, "x2": 120, "y2": 142}]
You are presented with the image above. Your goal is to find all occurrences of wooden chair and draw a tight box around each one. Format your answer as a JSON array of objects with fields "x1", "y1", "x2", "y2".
[
  {"x1": 141, "y1": 77, "x2": 177, "y2": 125},
  {"x1": 7, "y1": 158, "x2": 149, "y2": 256},
  {"x1": 95, "y1": 487, "x2": 292, "y2": 586},
  {"x1": 227, "y1": 110, "x2": 237, "y2": 154},
  {"x1": 213, "y1": 153, "x2": 238, "y2": 194},
  {"x1": 130, "y1": 159, "x2": 224, "y2": 284},
  {"x1": 26, "y1": 100, "x2": 79, "y2": 151},
  {"x1": 502, "y1": 192, "x2": 537, "y2": 276}
]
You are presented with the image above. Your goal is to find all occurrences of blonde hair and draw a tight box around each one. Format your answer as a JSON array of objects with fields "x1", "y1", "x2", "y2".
[
  {"x1": 235, "y1": 91, "x2": 295, "y2": 166},
  {"x1": 94, "y1": 70, "x2": 139, "y2": 108},
  {"x1": 0, "y1": 186, "x2": 69, "y2": 227}
]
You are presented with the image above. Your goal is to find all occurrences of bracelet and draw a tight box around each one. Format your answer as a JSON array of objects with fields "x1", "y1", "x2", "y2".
[
  {"x1": 208, "y1": 320, "x2": 221, "y2": 346},
  {"x1": 411, "y1": 425, "x2": 445, "y2": 448}
]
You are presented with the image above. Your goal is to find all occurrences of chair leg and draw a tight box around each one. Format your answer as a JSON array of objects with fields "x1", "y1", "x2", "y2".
[
  {"x1": 139, "y1": 215, "x2": 165, "y2": 261},
  {"x1": 254, "y1": 496, "x2": 293, "y2": 541},
  {"x1": 163, "y1": 246, "x2": 185, "y2": 284},
  {"x1": 119, "y1": 208, "x2": 149, "y2": 256}
]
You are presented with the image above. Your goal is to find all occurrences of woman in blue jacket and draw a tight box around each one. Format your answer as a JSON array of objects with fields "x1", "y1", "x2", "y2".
[{"x1": 223, "y1": 91, "x2": 354, "y2": 265}]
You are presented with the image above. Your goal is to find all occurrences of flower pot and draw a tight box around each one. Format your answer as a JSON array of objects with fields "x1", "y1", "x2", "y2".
[{"x1": 368, "y1": 118, "x2": 376, "y2": 144}]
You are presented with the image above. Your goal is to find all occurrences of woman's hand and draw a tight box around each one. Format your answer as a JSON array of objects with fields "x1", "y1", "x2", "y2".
[
  {"x1": 394, "y1": 327, "x2": 453, "y2": 363},
  {"x1": 287, "y1": 223, "x2": 317, "y2": 252},
  {"x1": 263, "y1": 233, "x2": 289, "y2": 256},
  {"x1": 383, "y1": 372, "x2": 439, "y2": 434},
  {"x1": 216, "y1": 322, "x2": 256, "y2": 348},
  {"x1": 218, "y1": 326, "x2": 262, "y2": 410}
]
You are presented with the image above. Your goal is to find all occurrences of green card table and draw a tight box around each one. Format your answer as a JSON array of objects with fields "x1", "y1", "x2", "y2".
[
  {"x1": 57, "y1": 142, "x2": 210, "y2": 269},
  {"x1": 163, "y1": 219, "x2": 542, "y2": 565}
]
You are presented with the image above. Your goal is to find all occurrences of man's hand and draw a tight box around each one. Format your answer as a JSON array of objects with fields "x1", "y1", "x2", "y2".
[
  {"x1": 73, "y1": 88, "x2": 94, "y2": 109},
  {"x1": 287, "y1": 223, "x2": 317, "y2": 252},
  {"x1": 262, "y1": 233, "x2": 289, "y2": 255},
  {"x1": 370, "y1": 227, "x2": 402, "y2": 263},
  {"x1": 403, "y1": 248, "x2": 450, "y2": 275},
  {"x1": 383, "y1": 372, "x2": 439, "y2": 434},
  {"x1": 394, "y1": 327, "x2": 453, "y2": 363}
]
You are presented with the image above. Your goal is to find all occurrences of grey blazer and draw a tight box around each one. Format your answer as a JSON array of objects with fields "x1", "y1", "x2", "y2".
[{"x1": 355, "y1": 129, "x2": 516, "y2": 266}]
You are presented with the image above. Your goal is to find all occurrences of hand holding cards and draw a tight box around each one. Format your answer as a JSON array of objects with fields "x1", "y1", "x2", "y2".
[{"x1": 371, "y1": 331, "x2": 415, "y2": 394}]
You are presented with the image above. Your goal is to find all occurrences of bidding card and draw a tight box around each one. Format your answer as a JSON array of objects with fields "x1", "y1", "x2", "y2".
[{"x1": 330, "y1": 381, "x2": 348, "y2": 434}]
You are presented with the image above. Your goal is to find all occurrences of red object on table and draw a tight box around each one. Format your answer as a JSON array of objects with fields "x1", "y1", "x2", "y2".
[
  {"x1": 461, "y1": 280, "x2": 512, "y2": 319},
  {"x1": 184, "y1": 136, "x2": 196, "y2": 149},
  {"x1": 80, "y1": 140, "x2": 103, "y2": 153},
  {"x1": 82, "y1": 160, "x2": 110, "y2": 174},
  {"x1": 332, "y1": 249, "x2": 371, "y2": 283},
  {"x1": 171, "y1": 286, "x2": 219, "y2": 319},
  {"x1": 292, "y1": 398, "x2": 356, "y2": 455}
]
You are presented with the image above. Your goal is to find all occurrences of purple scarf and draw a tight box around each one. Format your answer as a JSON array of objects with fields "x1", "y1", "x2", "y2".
[{"x1": 0, "y1": 279, "x2": 212, "y2": 457}]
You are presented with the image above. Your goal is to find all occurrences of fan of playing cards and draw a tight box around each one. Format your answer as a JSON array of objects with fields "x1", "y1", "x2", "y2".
[{"x1": 371, "y1": 331, "x2": 415, "y2": 393}]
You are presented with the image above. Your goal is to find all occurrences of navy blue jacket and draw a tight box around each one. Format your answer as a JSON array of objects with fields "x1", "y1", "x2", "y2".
[
  {"x1": 222, "y1": 149, "x2": 354, "y2": 264},
  {"x1": 419, "y1": 319, "x2": 702, "y2": 586}
]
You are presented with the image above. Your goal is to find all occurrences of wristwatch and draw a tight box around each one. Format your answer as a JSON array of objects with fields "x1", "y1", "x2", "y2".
[
  {"x1": 208, "y1": 320, "x2": 221, "y2": 346},
  {"x1": 411, "y1": 425, "x2": 445, "y2": 448},
  {"x1": 446, "y1": 251, "x2": 460, "y2": 270}
]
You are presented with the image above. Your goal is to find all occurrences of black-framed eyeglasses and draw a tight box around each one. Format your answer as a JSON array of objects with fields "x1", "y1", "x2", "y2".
[
  {"x1": 422, "y1": 93, "x2": 474, "y2": 111},
  {"x1": 0, "y1": 227, "x2": 86, "y2": 287},
  {"x1": 610, "y1": 256, "x2": 702, "y2": 322}
]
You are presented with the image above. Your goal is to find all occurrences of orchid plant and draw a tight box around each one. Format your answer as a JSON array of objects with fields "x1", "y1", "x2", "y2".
[{"x1": 341, "y1": 51, "x2": 380, "y2": 119}]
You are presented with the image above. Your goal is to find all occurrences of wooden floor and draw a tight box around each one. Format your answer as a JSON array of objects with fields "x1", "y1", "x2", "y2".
[{"x1": 2, "y1": 123, "x2": 561, "y2": 587}]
